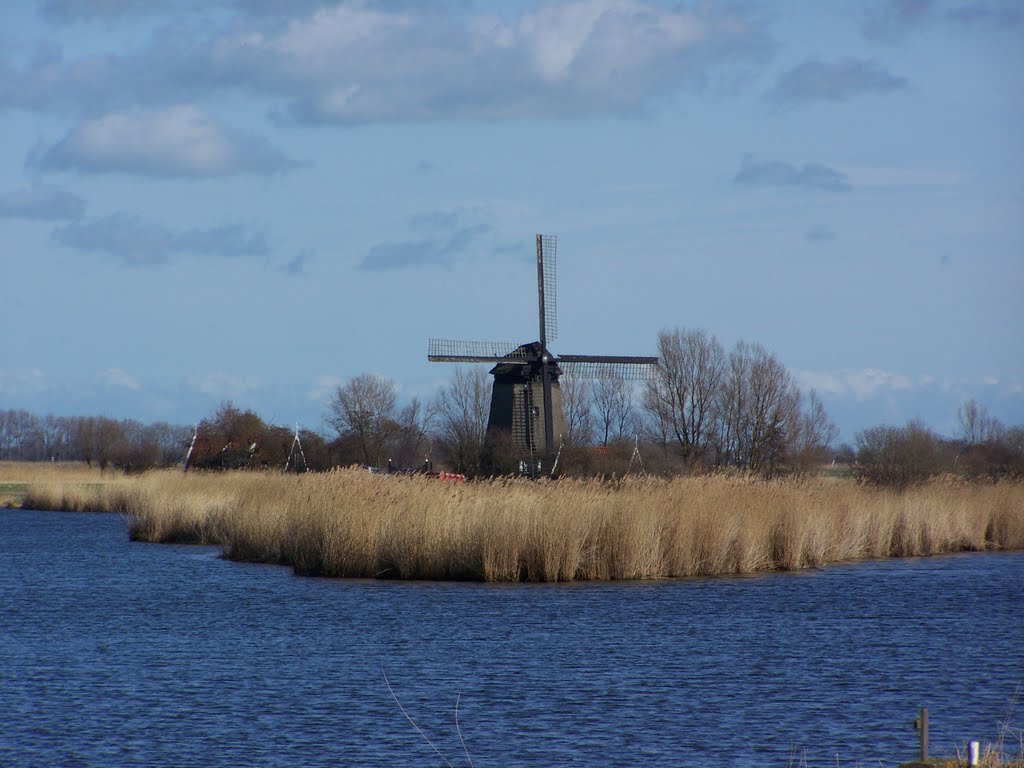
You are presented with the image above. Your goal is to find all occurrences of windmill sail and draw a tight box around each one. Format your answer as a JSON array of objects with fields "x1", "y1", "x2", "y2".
[
  {"x1": 558, "y1": 355, "x2": 658, "y2": 381},
  {"x1": 537, "y1": 234, "x2": 557, "y2": 343},
  {"x1": 428, "y1": 339, "x2": 528, "y2": 363}
]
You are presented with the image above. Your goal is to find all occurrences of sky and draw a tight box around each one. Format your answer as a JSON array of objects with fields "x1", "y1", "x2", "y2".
[{"x1": 1, "y1": 0, "x2": 1022, "y2": 444}]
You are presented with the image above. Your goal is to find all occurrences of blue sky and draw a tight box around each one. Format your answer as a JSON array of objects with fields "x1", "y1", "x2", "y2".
[{"x1": 1, "y1": 0, "x2": 1022, "y2": 443}]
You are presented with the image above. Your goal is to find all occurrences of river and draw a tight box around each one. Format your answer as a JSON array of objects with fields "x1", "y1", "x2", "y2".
[{"x1": 1, "y1": 509, "x2": 1021, "y2": 767}]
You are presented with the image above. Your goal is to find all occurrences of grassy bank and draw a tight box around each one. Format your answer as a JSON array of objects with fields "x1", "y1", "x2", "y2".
[
  {"x1": 13, "y1": 465, "x2": 1024, "y2": 582},
  {"x1": 0, "y1": 461, "x2": 119, "y2": 508}
]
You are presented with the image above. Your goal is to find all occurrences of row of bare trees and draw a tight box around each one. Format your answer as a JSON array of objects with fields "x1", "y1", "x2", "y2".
[
  {"x1": 319, "y1": 327, "x2": 839, "y2": 477},
  {"x1": 556, "y1": 328, "x2": 838, "y2": 476},
  {"x1": 0, "y1": 409, "x2": 191, "y2": 470},
  {"x1": 8, "y1": 329, "x2": 1015, "y2": 482},
  {"x1": 653, "y1": 328, "x2": 839, "y2": 474}
]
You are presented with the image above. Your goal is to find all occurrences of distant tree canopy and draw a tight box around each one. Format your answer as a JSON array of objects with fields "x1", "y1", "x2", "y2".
[
  {"x1": 5, "y1": 342, "x2": 1019, "y2": 485},
  {"x1": 0, "y1": 405, "x2": 332, "y2": 473},
  {"x1": 187, "y1": 403, "x2": 283, "y2": 470},
  {"x1": 324, "y1": 375, "x2": 430, "y2": 470},
  {"x1": 636, "y1": 328, "x2": 838, "y2": 477},
  {"x1": 186, "y1": 402, "x2": 330, "y2": 472},
  {"x1": 430, "y1": 368, "x2": 490, "y2": 475},
  {"x1": 852, "y1": 401, "x2": 1024, "y2": 486},
  {"x1": 0, "y1": 410, "x2": 193, "y2": 470}
]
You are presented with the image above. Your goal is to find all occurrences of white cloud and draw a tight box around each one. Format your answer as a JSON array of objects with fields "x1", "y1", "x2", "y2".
[
  {"x1": 796, "y1": 368, "x2": 915, "y2": 401},
  {"x1": 6, "y1": 2, "x2": 766, "y2": 124},
  {"x1": 0, "y1": 368, "x2": 50, "y2": 396},
  {"x1": 99, "y1": 367, "x2": 140, "y2": 390},
  {"x1": 794, "y1": 369, "x2": 848, "y2": 397},
  {"x1": 187, "y1": 372, "x2": 263, "y2": 399},
  {"x1": 307, "y1": 375, "x2": 343, "y2": 401},
  {"x1": 982, "y1": 376, "x2": 1000, "y2": 386},
  {"x1": 279, "y1": 1, "x2": 758, "y2": 122},
  {"x1": 33, "y1": 105, "x2": 294, "y2": 177}
]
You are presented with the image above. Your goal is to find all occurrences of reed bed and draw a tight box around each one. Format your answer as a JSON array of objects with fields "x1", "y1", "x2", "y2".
[
  {"x1": 1, "y1": 459, "x2": 101, "y2": 495},
  {"x1": 0, "y1": 460, "x2": 106, "y2": 484},
  {"x1": 1, "y1": 460, "x2": 130, "y2": 511},
  {"x1": 14, "y1": 466, "x2": 1024, "y2": 582}
]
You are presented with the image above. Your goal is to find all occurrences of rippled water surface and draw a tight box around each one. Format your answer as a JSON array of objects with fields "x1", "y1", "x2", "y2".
[{"x1": 2, "y1": 509, "x2": 1021, "y2": 767}]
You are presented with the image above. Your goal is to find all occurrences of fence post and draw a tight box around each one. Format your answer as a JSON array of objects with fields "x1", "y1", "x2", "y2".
[
  {"x1": 913, "y1": 707, "x2": 929, "y2": 762},
  {"x1": 969, "y1": 740, "x2": 980, "y2": 766}
]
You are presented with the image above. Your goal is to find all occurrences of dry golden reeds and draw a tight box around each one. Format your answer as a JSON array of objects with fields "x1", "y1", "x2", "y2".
[{"x1": 11, "y1": 464, "x2": 1023, "y2": 582}]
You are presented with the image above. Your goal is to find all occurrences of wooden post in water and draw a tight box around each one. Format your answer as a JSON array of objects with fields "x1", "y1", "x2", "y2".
[{"x1": 913, "y1": 707, "x2": 929, "y2": 762}]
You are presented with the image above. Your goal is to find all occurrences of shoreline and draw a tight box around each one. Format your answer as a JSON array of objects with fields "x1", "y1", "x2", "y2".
[{"x1": 6, "y1": 466, "x2": 1023, "y2": 583}]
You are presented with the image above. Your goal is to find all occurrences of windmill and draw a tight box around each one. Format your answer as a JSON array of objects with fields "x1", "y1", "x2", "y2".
[{"x1": 428, "y1": 234, "x2": 658, "y2": 470}]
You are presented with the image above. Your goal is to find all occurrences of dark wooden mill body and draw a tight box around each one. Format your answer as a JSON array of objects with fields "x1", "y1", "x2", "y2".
[{"x1": 429, "y1": 235, "x2": 658, "y2": 469}]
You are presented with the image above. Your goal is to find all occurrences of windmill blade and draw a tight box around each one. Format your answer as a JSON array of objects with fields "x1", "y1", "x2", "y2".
[
  {"x1": 537, "y1": 234, "x2": 557, "y2": 343},
  {"x1": 558, "y1": 354, "x2": 659, "y2": 381},
  {"x1": 428, "y1": 338, "x2": 531, "y2": 363}
]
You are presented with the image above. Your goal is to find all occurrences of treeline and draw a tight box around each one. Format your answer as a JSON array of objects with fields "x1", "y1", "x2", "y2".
[
  {"x1": 598, "y1": 328, "x2": 839, "y2": 477},
  {"x1": 850, "y1": 401, "x2": 1024, "y2": 486},
  {"x1": 326, "y1": 327, "x2": 842, "y2": 478},
  {"x1": 184, "y1": 402, "x2": 333, "y2": 471},
  {"x1": 0, "y1": 404, "x2": 338, "y2": 473},
  {"x1": 4, "y1": 327, "x2": 1020, "y2": 484},
  {"x1": 0, "y1": 410, "x2": 191, "y2": 470}
]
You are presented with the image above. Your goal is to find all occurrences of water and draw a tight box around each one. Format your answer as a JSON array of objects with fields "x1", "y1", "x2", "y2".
[{"x1": 1, "y1": 509, "x2": 1021, "y2": 768}]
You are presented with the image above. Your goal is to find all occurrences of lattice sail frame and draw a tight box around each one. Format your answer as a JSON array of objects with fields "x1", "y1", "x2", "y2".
[
  {"x1": 559, "y1": 360, "x2": 657, "y2": 381},
  {"x1": 538, "y1": 234, "x2": 557, "y2": 343},
  {"x1": 428, "y1": 339, "x2": 527, "y2": 361}
]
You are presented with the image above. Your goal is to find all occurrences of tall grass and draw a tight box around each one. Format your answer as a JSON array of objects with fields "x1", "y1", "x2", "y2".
[
  {"x1": 1, "y1": 460, "x2": 105, "y2": 484},
  {"x1": 15, "y1": 466, "x2": 1024, "y2": 582},
  {"x1": 2, "y1": 460, "x2": 133, "y2": 512}
]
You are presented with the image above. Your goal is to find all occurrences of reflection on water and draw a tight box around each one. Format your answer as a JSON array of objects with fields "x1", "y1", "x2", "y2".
[{"x1": 1, "y1": 509, "x2": 1021, "y2": 767}]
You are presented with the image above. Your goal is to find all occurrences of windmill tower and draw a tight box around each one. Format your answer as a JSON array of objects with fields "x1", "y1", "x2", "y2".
[{"x1": 428, "y1": 234, "x2": 657, "y2": 470}]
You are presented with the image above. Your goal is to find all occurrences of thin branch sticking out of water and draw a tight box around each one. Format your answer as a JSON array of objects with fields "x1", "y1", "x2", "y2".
[
  {"x1": 382, "y1": 666, "x2": 459, "y2": 768},
  {"x1": 456, "y1": 692, "x2": 474, "y2": 768}
]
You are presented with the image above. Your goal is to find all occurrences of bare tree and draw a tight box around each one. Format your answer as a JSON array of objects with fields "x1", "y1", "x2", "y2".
[
  {"x1": 559, "y1": 372, "x2": 594, "y2": 447},
  {"x1": 792, "y1": 389, "x2": 840, "y2": 472},
  {"x1": 958, "y1": 398, "x2": 1003, "y2": 445},
  {"x1": 431, "y1": 368, "x2": 491, "y2": 474},
  {"x1": 592, "y1": 370, "x2": 636, "y2": 446},
  {"x1": 642, "y1": 327, "x2": 725, "y2": 462},
  {"x1": 325, "y1": 373, "x2": 398, "y2": 467},
  {"x1": 146, "y1": 421, "x2": 193, "y2": 466},
  {"x1": 744, "y1": 345, "x2": 801, "y2": 476},
  {"x1": 40, "y1": 414, "x2": 67, "y2": 461},
  {"x1": 70, "y1": 416, "x2": 97, "y2": 466},
  {"x1": 95, "y1": 417, "x2": 127, "y2": 470},
  {"x1": 391, "y1": 397, "x2": 431, "y2": 470},
  {"x1": 711, "y1": 340, "x2": 754, "y2": 467},
  {"x1": 0, "y1": 410, "x2": 45, "y2": 461},
  {"x1": 855, "y1": 420, "x2": 943, "y2": 486}
]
